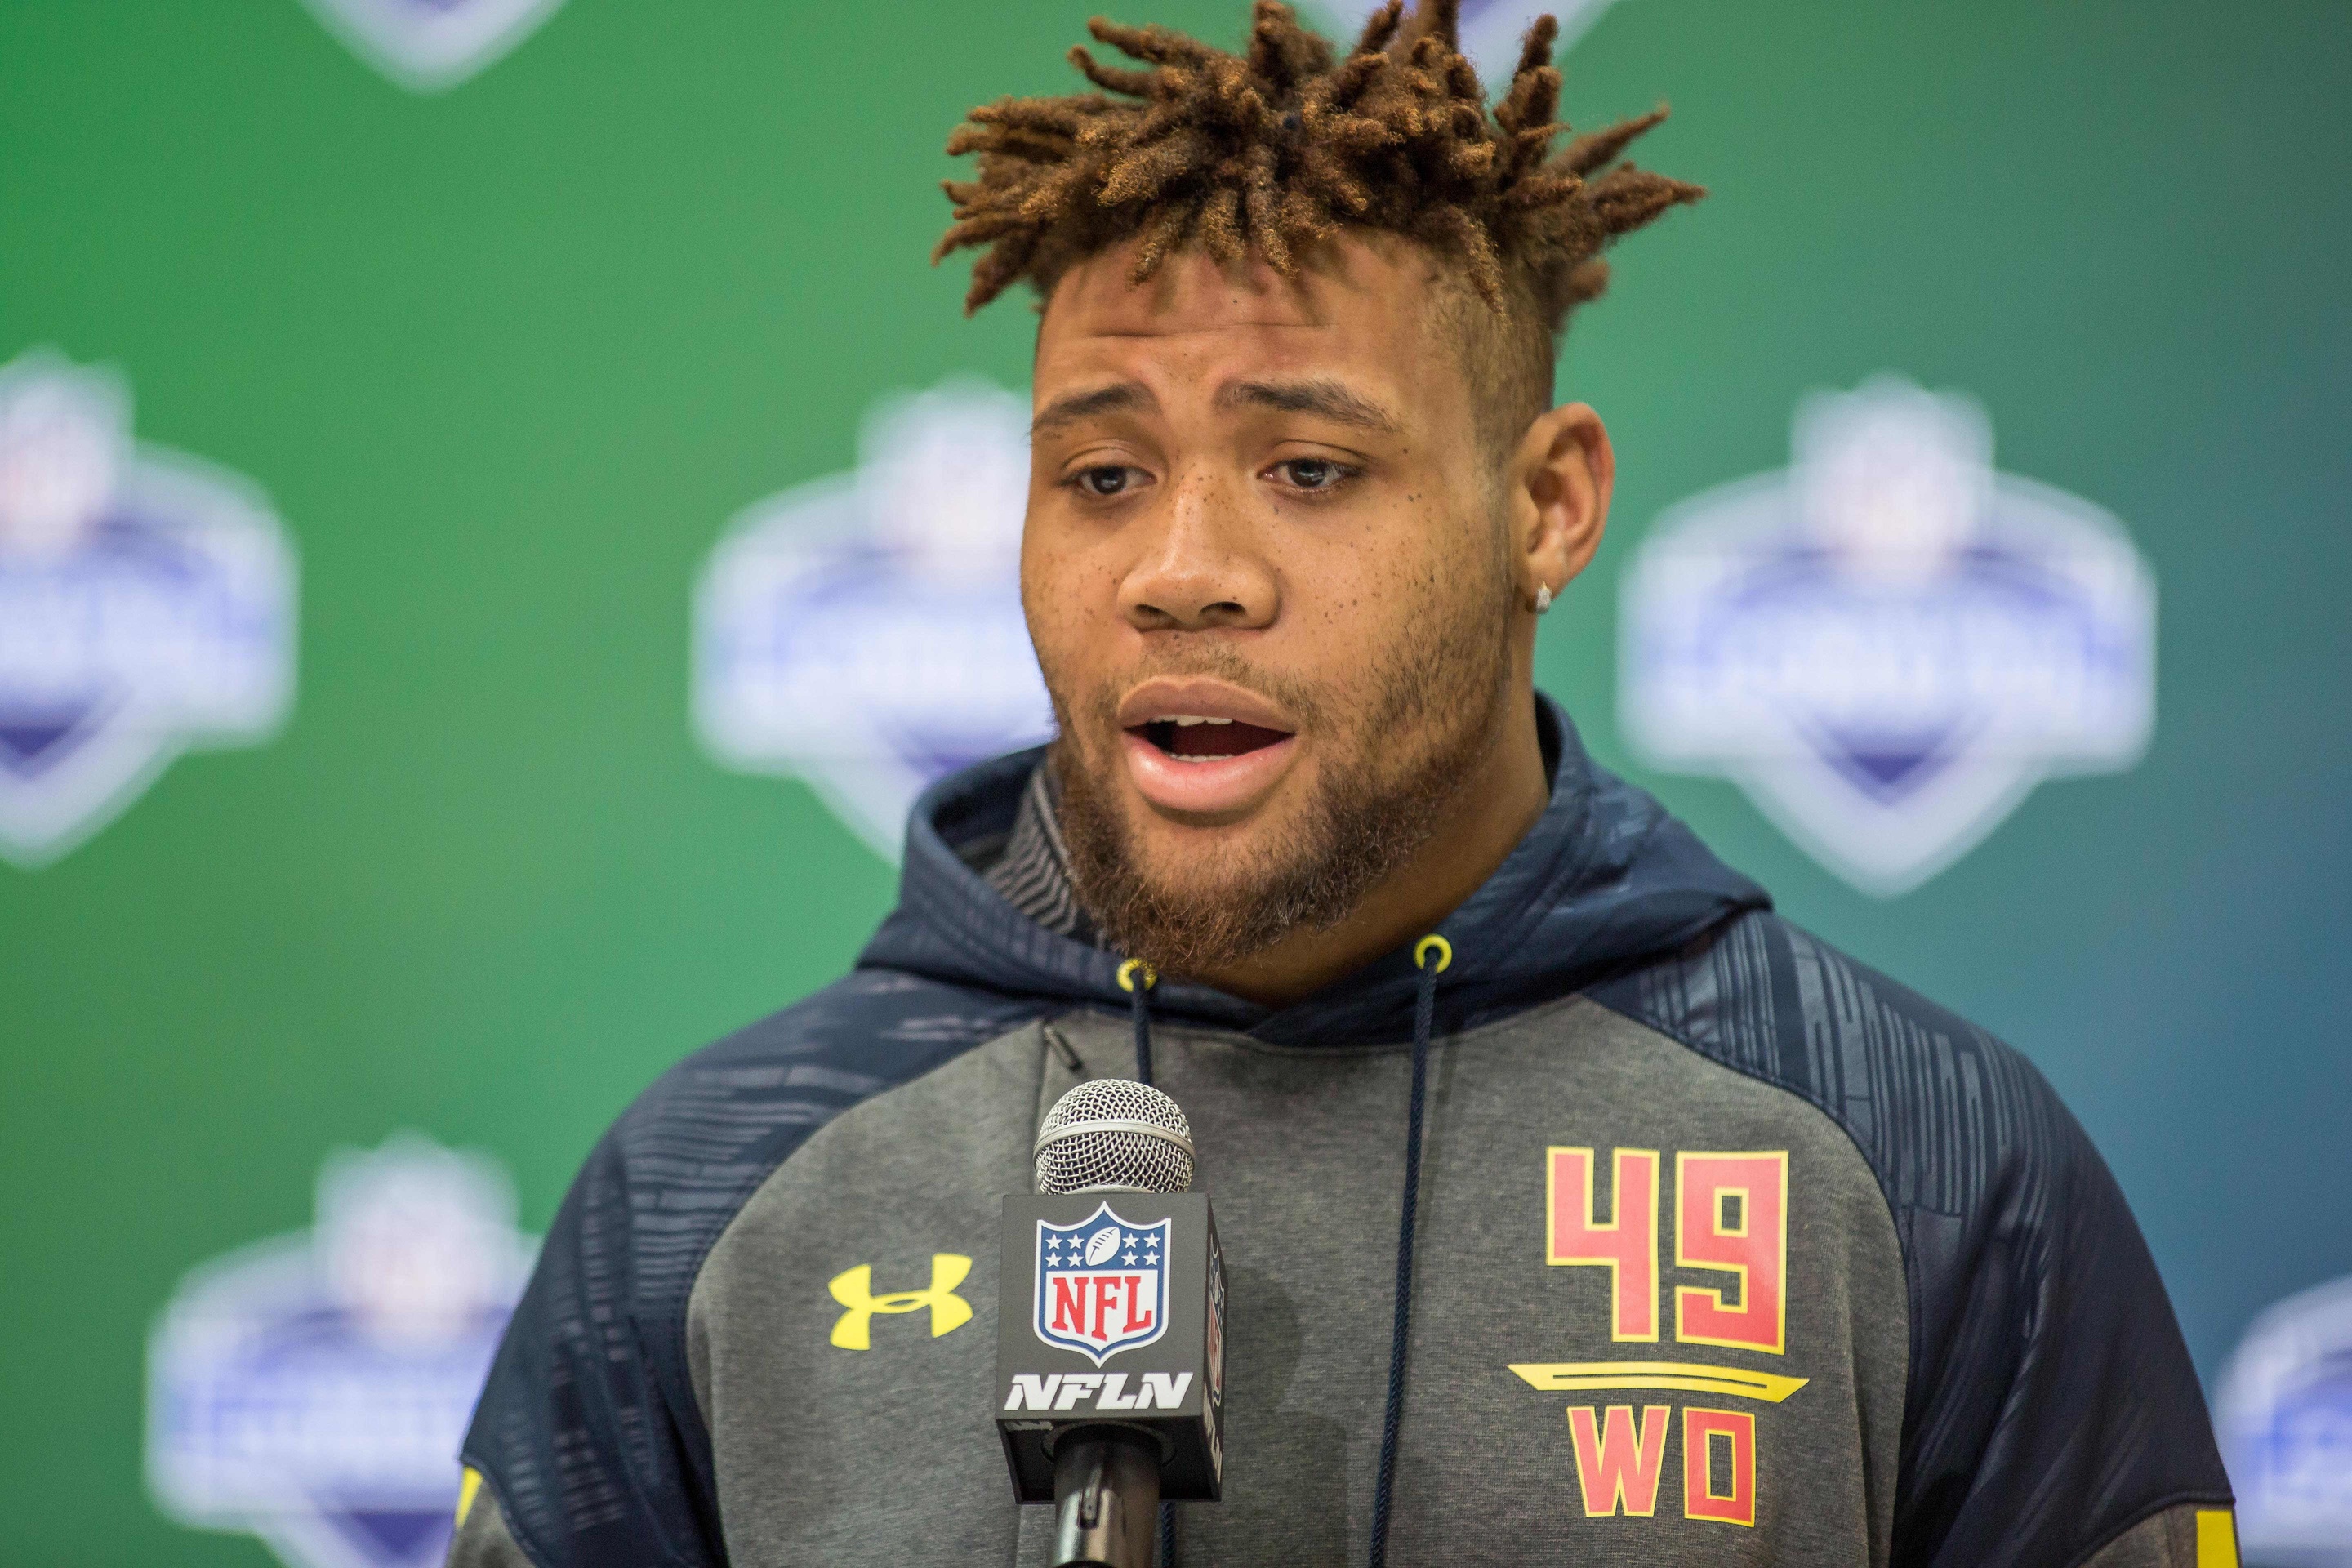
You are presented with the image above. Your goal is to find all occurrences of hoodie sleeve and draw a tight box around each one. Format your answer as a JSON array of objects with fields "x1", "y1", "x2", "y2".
[
  {"x1": 2078, "y1": 1504, "x2": 2243, "y2": 1567},
  {"x1": 1889, "y1": 1056, "x2": 2234, "y2": 1567},
  {"x1": 1591, "y1": 911, "x2": 2234, "y2": 1568},
  {"x1": 448, "y1": 1473, "x2": 537, "y2": 1568}
]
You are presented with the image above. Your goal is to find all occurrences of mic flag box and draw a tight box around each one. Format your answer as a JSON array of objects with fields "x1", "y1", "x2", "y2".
[{"x1": 996, "y1": 1192, "x2": 1226, "y2": 1503}]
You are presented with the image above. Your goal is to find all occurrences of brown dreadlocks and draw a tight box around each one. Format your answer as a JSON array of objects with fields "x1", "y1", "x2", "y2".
[
  {"x1": 936, "y1": 0, "x2": 1699, "y2": 332},
  {"x1": 934, "y1": 0, "x2": 1699, "y2": 444}
]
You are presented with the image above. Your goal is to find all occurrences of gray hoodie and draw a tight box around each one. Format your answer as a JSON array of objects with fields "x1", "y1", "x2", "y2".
[{"x1": 451, "y1": 700, "x2": 2233, "y2": 1567}]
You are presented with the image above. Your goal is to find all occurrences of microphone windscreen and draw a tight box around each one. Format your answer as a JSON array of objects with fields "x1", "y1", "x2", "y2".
[{"x1": 1033, "y1": 1077, "x2": 1195, "y2": 1195}]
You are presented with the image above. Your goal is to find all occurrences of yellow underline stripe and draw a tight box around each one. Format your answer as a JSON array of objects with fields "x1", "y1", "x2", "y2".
[{"x1": 1508, "y1": 1361, "x2": 1811, "y2": 1402}]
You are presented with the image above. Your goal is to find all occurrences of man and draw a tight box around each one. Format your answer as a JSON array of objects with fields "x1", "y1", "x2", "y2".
[{"x1": 450, "y1": 4, "x2": 2234, "y2": 1564}]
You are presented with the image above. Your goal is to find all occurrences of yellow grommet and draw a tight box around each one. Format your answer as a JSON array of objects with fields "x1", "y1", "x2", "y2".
[
  {"x1": 1117, "y1": 958, "x2": 1156, "y2": 992},
  {"x1": 1414, "y1": 935, "x2": 1452, "y2": 973}
]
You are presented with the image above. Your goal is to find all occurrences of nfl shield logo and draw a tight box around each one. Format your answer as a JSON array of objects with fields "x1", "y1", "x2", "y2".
[
  {"x1": 693, "y1": 377, "x2": 1054, "y2": 860},
  {"x1": 147, "y1": 1134, "x2": 536, "y2": 1568},
  {"x1": 301, "y1": 0, "x2": 567, "y2": 93},
  {"x1": 0, "y1": 350, "x2": 296, "y2": 868},
  {"x1": 1311, "y1": 0, "x2": 1620, "y2": 81},
  {"x1": 1619, "y1": 376, "x2": 2155, "y2": 896},
  {"x1": 2215, "y1": 1273, "x2": 2352, "y2": 1558},
  {"x1": 1035, "y1": 1203, "x2": 1173, "y2": 1365}
]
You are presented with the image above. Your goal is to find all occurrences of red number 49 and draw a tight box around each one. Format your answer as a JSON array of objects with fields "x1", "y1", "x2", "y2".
[{"x1": 1547, "y1": 1147, "x2": 1788, "y2": 1354}]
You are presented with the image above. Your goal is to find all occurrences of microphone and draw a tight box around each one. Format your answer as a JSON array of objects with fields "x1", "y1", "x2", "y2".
[{"x1": 996, "y1": 1079, "x2": 1226, "y2": 1568}]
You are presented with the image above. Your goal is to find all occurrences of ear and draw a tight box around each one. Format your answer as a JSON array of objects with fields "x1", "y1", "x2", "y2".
[{"x1": 1507, "y1": 402, "x2": 1614, "y2": 611}]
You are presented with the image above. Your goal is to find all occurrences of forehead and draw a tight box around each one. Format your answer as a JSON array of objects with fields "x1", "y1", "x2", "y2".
[{"x1": 1033, "y1": 238, "x2": 1447, "y2": 409}]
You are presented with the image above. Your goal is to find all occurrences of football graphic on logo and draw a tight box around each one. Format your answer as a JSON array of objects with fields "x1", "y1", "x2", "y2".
[{"x1": 1085, "y1": 1227, "x2": 1120, "y2": 1267}]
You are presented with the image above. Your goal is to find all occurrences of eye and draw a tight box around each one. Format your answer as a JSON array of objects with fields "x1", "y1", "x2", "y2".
[
  {"x1": 1270, "y1": 457, "x2": 1353, "y2": 492},
  {"x1": 1071, "y1": 465, "x2": 1145, "y2": 498}
]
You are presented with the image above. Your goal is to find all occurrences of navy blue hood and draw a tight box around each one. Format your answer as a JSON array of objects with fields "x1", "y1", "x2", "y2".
[{"x1": 858, "y1": 694, "x2": 1768, "y2": 1046}]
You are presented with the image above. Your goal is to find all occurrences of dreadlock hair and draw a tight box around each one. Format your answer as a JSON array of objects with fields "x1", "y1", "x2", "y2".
[{"x1": 934, "y1": 0, "x2": 1703, "y2": 452}]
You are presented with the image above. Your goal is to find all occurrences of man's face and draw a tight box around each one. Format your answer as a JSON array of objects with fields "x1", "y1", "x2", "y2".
[{"x1": 1023, "y1": 236, "x2": 1521, "y2": 973}]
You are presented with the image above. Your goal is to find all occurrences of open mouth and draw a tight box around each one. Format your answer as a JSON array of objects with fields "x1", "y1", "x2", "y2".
[
  {"x1": 1116, "y1": 679, "x2": 1303, "y2": 816},
  {"x1": 1130, "y1": 715, "x2": 1295, "y2": 762}
]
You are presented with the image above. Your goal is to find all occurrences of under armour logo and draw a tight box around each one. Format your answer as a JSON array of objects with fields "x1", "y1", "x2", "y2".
[{"x1": 827, "y1": 1254, "x2": 974, "y2": 1350}]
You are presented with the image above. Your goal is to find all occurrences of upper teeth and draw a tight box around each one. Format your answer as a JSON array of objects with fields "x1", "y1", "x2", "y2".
[{"x1": 1161, "y1": 715, "x2": 1232, "y2": 726}]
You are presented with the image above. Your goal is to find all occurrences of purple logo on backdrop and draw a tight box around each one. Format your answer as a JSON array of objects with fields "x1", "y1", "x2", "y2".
[
  {"x1": 1619, "y1": 376, "x2": 2155, "y2": 895},
  {"x1": 1035, "y1": 1203, "x2": 1174, "y2": 1365},
  {"x1": 0, "y1": 350, "x2": 295, "y2": 868},
  {"x1": 147, "y1": 1135, "x2": 536, "y2": 1568},
  {"x1": 1312, "y1": 0, "x2": 1621, "y2": 78},
  {"x1": 300, "y1": 0, "x2": 566, "y2": 92},
  {"x1": 2216, "y1": 1275, "x2": 2352, "y2": 1562},
  {"x1": 693, "y1": 378, "x2": 1054, "y2": 859}
]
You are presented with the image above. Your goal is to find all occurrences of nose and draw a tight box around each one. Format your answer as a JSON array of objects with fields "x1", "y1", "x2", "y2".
[{"x1": 1118, "y1": 469, "x2": 1277, "y2": 634}]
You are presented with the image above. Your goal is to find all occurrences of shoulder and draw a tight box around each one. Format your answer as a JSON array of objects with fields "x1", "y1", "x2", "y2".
[
  {"x1": 580, "y1": 967, "x2": 1050, "y2": 1310},
  {"x1": 1585, "y1": 906, "x2": 2092, "y2": 1408},
  {"x1": 608, "y1": 966, "x2": 1050, "y2": 1196},
  {"x1": 1590, "y1": 910, "x2": 2231, "y2": 1566},
  {"x1": 1587, "y1": 907, "x2": 2080, "y2": 1229},
  {"x1": 459, "y1": 967, "x2": 1050, "y2": 1568}
]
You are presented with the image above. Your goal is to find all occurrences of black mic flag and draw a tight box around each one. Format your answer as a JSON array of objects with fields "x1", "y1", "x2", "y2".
[{"x1": 996, "y1": 1080, "x2": 1227, "y2": 1567}]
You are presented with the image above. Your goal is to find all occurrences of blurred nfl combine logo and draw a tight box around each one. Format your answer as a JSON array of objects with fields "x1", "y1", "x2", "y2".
[
  {"x1": 0, "y1": 350, "x2": 295, "y2": 869},
  {"x1": 1312, "y1": 0, "x2": 1620, "y2": 78},
  {"x1": 1619, "y1": 377, "x2": 2154, "y2": 895},
  {"x1": 694, "y1": 377, "x2": 1054, "y2": 860},
  {"x1": 2215, "y1": 1275, "x2": 2352, "y2": 1561},
  {"x1": 300, "y1": 0, "x2": 567, "y2": 92},
  {"x1": 148, "y1": 1135, "x2": 535, "y2": 1568}
]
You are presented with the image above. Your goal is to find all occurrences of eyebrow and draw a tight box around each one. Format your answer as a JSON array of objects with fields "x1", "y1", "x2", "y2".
[
  {"x1": 1214, "y1": 377, "x2": 1401, "y2": 434},
  {"x1": 1031, "y1": 381, "x2": 1156, "y2": 437},
  {"x1": 1027, "y1": 375, "x2": 1405, "y2": 439}
]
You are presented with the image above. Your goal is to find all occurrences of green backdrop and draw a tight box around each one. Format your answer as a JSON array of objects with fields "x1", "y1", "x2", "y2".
[{"x1": 3, "y1": 2, "x2": 2346, "y2": 1561}]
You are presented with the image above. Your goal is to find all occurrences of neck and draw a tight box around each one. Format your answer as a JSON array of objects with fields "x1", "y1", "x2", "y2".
[{"x1": 1187, "y1": 686, "x2": 1551, "y2": 1009}]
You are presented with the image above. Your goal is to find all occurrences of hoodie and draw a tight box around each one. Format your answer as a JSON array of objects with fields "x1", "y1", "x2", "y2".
[{"x1": 450, "y1": 699, "x2": 2233, "y2": 1568}]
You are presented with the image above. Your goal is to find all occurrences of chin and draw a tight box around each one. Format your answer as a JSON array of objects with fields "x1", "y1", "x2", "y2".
[{"x1": 1125, "y1": 813, "x2": 1286, "y2": 900}]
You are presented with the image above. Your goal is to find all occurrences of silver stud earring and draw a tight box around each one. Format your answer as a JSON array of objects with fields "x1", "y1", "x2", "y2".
[{"x1": 1533, "y1": 583, "x2": 1553, "y2": 614}]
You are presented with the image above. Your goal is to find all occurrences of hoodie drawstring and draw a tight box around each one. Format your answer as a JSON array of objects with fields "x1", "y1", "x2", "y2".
[
  {"x1": 1370, "y1": 935, "x2": 1450, "y2": 1568},
  {"x1": 1120, "y1": 958, "x2": 1158, "y2": 1085},
  {"x1": 1120, "y1": 941, "x2": 1449, "y2": 1568},
  {"x1": 1117, "y1": 956, "x2": 1177, "y2": 1568}
]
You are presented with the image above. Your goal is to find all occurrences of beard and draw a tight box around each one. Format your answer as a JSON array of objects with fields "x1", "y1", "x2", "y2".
[{"x1": 1049, "y1": 576, "x2": 1517, "y2": 981}]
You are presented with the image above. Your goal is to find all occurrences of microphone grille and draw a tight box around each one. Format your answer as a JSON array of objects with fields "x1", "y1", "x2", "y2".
[{"x1": 1034, "y1": 1077, "x2": 1196, "y2": 1196}]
